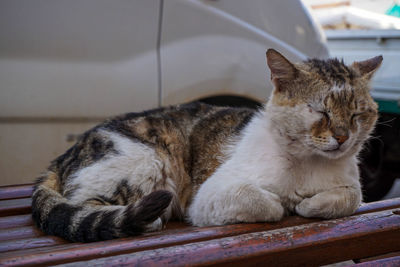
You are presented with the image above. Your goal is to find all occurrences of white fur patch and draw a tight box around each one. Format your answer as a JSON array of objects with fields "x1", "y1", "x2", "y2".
[
  {"x1": 189, "y1": 106, "x2": 362, "y2": 225},
  {"x1": 67, "y1": 130, "x2": 166, "y2": 204}
]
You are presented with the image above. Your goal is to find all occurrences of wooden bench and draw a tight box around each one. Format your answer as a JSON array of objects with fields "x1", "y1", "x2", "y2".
[{"x1": 0, "y1": 184, "x2": 399, "y2": 266}]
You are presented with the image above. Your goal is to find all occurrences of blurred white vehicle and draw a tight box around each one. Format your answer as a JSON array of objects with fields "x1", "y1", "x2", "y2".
[{"x1": 0, "y1": 0, "x2": 328, "y2": 185}]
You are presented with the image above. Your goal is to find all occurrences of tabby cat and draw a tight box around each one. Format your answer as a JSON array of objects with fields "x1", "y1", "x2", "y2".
[{"x1": 32, "y1": 49, "x2": 382, "y2": 242}]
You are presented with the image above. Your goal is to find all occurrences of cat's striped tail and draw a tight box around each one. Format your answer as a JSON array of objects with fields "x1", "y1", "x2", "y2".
[{"x1": 31, "y1": 171, "x2": 173, "y2": 242}]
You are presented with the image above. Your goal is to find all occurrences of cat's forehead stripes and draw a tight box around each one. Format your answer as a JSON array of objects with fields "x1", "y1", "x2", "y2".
[
  {"x1": 326, "y1": 86, "x2": 355, "y2": 106},
  {"x1": 306, "y1": 58, "x2": 356, "y2": 86},
  {"x1": 327, "y1": 84, "x2": 356, "y2": 108},
  {"x1": 330, "y1": 83, "x2": 351, "y2": 93}
]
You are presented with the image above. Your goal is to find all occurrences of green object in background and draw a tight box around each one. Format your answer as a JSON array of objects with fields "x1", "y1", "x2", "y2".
[
  {"x1": 386, "y1": 3, "x2": 400, "y2": 18},
  {"x1": 375, "y1": 99, "x2": 400, "y2": 114}
]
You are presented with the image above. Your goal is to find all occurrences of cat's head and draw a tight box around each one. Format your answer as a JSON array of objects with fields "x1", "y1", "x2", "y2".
[{"x1": 265, "y1": 49, "x2": 382, "y2": 159}]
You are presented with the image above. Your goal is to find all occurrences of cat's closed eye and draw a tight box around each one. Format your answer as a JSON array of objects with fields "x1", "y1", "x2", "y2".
[
  {"x1": 351, "y1": 112, "x2": 363, "y2": 119},
  {"x1": 307, "y1": 104, "x2": 330, "y2": 120}
]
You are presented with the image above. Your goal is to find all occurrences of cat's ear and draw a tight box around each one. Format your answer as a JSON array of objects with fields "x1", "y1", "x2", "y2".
[
  {"x1": 266, "y1": 49, "x2": 298, "y2": 81},
  {"x1": 352, "y1": 55, "x2": 383, "y2": 79}
]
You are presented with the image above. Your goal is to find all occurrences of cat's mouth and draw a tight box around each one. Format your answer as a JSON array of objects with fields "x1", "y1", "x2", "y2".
[
  {"x1": 321, "y1": 143, "x2": 352, "y2": 158},
  {"x1": 317, "y1": 147, "x2": 344, "y2": 159}
]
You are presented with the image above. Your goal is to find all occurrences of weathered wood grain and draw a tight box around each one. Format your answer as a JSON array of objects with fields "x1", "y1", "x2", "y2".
[
  {"x1": 0, "y1": 236, "x2": 68, "y2": 253},
  {"x1": 0, "y1": 182, "x2": 399, "y2": 267},
  {"x1": 0, "y1": 220, "x2": 307, "y2": 266},
  {"x1": 0, "y1": 199, "x2": 399, "y2": 265},
  {"x1": 56, "y1": 209, "x2": 400, "y2": 267},
  {"x1": 0, "y1": 198, "x2": 31, "y2": 216},
  {"x1": 0, "y1": 184, "x2": 33, "y2": 200},
  {"x1": 356, "y1": 198, "x2": 400, "y2": 214},
  {"x1": 1, "y1": 209, "x2": 400, "y2": 267},
  {"x1": 0, "y1": 214, "x2": 32, "y2": 229},
  {"x1": 0, "y1": 226, "x2": 43, "y2": 242}
]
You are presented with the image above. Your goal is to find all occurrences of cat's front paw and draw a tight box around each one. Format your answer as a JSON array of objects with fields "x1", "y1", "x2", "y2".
[
  {"x1": 235, "y1": 187, "x2": 285, "y2": 223},
  {"x1": 189, "y1": 183, "x2": 285, "y2": 226},
  {"x1": 295, "y1": 198, "x2": 323, "y2": 218},
  {"x1": 295, "y1": 188, "x2": 361, "y2": 219}
]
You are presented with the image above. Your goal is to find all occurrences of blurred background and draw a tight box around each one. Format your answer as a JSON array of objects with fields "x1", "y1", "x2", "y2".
[{"x1": 0, "y1": 0, "x2": 399, "y2": 202}]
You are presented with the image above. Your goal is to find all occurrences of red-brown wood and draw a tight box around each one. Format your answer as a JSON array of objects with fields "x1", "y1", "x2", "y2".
[
  {"x1": 0, "y1": 182, "x2": 399, "y2": 267},
  {"x1": 348, "y1": 255, "x2": 400, "y2": 267},
  {"x1": 0, "y1": 226, "x2": 44, "y2": 242},
  {"x1": 0, "y1": 198, "x2": 399, "y2": 265},
  {"x1": 0, "y1": 214, "x2": 32, "y2": 229},
  {"x1": 1, "y1": 209, "x2": 400, "y2": 267},
  {"x1": 356, "y1": 198, "x2": 400, "y2": 214},
  {"x1": 0, "y1": 236, "x2": 68, "y2": 253},
  {"x1": 0, "y1": 219, "x2": 311, "y2": 266},
  {"x1": 55, "y1": 209, "x2": 400, "y2": 267},
  {"x1": 0, "y1": 184, "x2": 33, "y2": 200},
  {"x1": 0, "y1": 198, "x2": 31, "y2": 216}
]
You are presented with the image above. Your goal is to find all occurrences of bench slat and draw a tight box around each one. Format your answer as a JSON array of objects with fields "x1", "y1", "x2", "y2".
[
  {"x1": 2, "y1": 208, "x2": 400, "y2": 267},
  {"x1": 0, "y1": 236, "x2": 68, "y2": 253},
  {"x1": 356, "y1": 198, "x2": 400, "y2": 214},
  {"x1": 0, "y1": 184, "x2": 33, "y2": 200},
  {"x1": 0, "y1": 214, "x2": 32, "y2": 229},
  {"x1": 0, "y1": 198, "x2": 31, "y2": 216},
  {"x1": 57, "y1": 209, "x2": 400, "y2": 267},
  {"x1": 0, "y1": 182, "x2": 399, "y2": 267},
  {"x1": 0, "y1": 217, "x2": 313, "y2": 266},
  {"x1": 0, "y1": 198, "x2": 399, "y2": 264},
  {"x1": 0, "y1": 226, "x2": 44, "y2": 242}
]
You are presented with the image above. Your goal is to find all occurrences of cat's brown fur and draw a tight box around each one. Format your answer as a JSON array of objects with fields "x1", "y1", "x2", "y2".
[{"x1": 32, "y1": 103, "x2": 254, "y2": 241}]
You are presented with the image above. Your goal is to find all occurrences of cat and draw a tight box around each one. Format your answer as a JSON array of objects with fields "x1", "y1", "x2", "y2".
[{"x1": 31, "y1": 49, "x2": 382, "y2": 242}]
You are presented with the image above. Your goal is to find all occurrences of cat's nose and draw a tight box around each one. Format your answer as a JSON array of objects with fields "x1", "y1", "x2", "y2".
[{"x1": 334, "y1": 135, "x2": 349, "y2": 145}]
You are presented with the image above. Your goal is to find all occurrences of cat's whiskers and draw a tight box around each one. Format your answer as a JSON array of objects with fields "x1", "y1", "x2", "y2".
[{"x1": 376, "y1": 118, "x2": 395, "y2": 127}]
